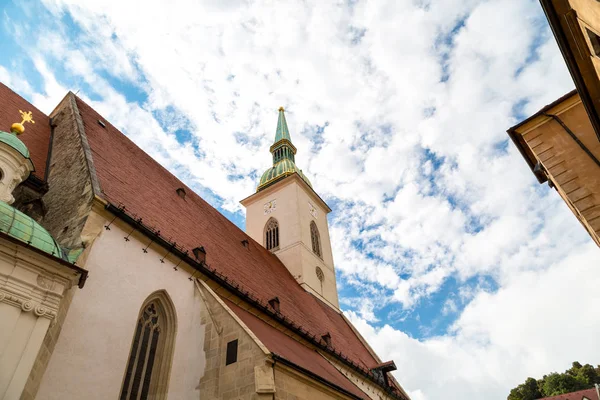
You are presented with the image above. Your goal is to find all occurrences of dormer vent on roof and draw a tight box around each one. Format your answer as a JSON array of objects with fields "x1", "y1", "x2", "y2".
[
  {"x1": 192, "y1": 246, "x2": 206, "y2": 264},
  {"x1": 371, "y1": 360, "x2": 397, "y2": 387},
  {"x1": 321, "y1": 332, "x2": 332, "y2": 348},
  {"x1": 98, "y1": 119, "x2": 106, "y2": 128},
  {"x1": 241, "y1": 239, "x2": 249, "y2": 248},
  {"x1": 268, "y1": 297, "x2": 280, "y2": 313},
  {"x1": 176, "y1": 187, "x2": 186, "y2": 199}
]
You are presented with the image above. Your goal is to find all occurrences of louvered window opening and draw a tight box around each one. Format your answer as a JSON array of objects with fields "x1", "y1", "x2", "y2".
[
  {"x1": 265, "y1": 218, "x2": 279, "y2": 251},
  {"x1": 273, "y1": 146, "x2": 294, "y2": 163},
  {"x1": 310, "y1": 221, "x2": 322, "y2": 258},
  {"x1": 120, "y1": 303, "x2": 161, "y2": 400}
]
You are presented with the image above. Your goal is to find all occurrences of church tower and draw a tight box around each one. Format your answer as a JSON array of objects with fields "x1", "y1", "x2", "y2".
[{"x1": 241, "y1": 107, "x2": 339, "y2": 309}]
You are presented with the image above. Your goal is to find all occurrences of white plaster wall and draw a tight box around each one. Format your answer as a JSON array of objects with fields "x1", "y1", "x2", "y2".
[{"x1": 36, "y1": 213, "x2": 206, "y2": 400}]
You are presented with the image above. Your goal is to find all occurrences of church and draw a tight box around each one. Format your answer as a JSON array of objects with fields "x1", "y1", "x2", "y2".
[{"x1": 0, "y1": 82, "x2": 410, "y2": 400}]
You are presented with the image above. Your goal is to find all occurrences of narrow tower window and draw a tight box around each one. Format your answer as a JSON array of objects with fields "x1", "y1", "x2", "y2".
[
  {"x1": 265, "y1": 217, "x2": 279, "y2": 251},
  {"x1": 310, "y1": 221, "x2": 322, "y2": 258},
  {"x1": 120, "y1": 291, "x2": 176, "y2": 400}
]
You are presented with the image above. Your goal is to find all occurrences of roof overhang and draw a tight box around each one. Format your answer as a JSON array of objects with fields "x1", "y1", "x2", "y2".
[
  {"x1": 0, "y1": 230, "x2": 88, "y2": 288},
  {"x1": 539, "y1": 0, "x2": 600, "y2": 142},
  {"x1": 507, "y1": 89, "x2": 579, "y2": 181},
  {"x1": 240, "y1": 172, "x2": 332, "y2": 213}
]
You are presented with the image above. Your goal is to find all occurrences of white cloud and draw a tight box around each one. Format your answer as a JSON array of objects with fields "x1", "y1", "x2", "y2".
[
  {"x1": 1, "y1": 0, "x2": 598, "y2": 398},
  {"x1": 348, "y1": 243, "x2": 600, "y2": 399}
]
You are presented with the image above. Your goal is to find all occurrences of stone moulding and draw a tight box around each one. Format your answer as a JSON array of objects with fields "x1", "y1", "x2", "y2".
[
  {"x1": 0, "y1": 239, "x2": 79, "y2": 321},
  {"x1": 0, "y1": 289, "x2": 57, "y2": 320}
]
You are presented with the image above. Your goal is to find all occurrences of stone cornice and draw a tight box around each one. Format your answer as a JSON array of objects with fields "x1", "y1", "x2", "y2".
[{"x1": 0, "y1": 238, "x2": 77, "y2": 320}]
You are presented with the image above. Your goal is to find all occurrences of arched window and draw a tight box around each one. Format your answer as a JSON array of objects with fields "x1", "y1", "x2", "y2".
[
  {"x1": 310, "y1": 221, "x2": 322, "y2": 258},
  {"x1": 120, "y1": 290, "x2": 177, "y2": 400},
  {"x1": 265, "y1": 218, "x2": 279, "y2": 251}
]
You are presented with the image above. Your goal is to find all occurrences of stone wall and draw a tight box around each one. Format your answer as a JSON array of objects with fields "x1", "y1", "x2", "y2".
[
  {"x1": 12, "y1": 179, "x2": 48, "y2": 223},
  {"x1": 42, "y1": 93, "x2": 98, "y2": 248},
  {"x1": 273, "y1": 365, "x2": 354, "y2": 400},
  {"x1": 197, "y1": 280, "x2": 275, "y2": 400}
]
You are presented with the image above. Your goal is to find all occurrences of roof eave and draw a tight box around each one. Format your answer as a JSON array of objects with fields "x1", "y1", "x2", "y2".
[
  {"x1": 0, "y1": 230, "x2": 88, "y2": 288},
  {"x1": 507, "y1": 126, "x2": 537, "y2": 172},
  {"x1": 506, "y1": 89, "x2": 578, "y2": 177}
]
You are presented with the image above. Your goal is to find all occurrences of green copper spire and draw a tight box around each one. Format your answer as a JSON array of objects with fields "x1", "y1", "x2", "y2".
[
  {"x1": 274, "y1": 106, "x2": 292, "y2": 143},
  {"x1": 257, "y1": 107, "x2": 312, "y2": 191}
]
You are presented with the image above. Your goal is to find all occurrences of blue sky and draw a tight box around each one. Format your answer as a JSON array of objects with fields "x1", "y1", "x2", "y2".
[{"x1": 1, "y1": 0, "x2": 599, "y2": 398}]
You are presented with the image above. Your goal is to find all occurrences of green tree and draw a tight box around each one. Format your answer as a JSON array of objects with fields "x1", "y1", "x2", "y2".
[
  {"x1": 507, "y1": 361, "x2": 599, "y2": 400},
  {"x1": 542, "y1": 373, "x2": 585, "y2": 396},
  {"x1": 508, "y1": 377, "x2": 543, "y2": 400}
]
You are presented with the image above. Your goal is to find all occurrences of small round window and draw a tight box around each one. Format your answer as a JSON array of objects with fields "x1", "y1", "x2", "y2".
[{"x1": 316, "y1": 266, "x2": 324, "y2": 282}]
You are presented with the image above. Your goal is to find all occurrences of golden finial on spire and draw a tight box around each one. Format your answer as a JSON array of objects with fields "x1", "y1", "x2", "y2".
[
  {"x1": 11, "y1": 110, "x2": 35, "y2": 135},
  {"x1": 278, "y1": 106, "x2": 285, "y2": 112}
]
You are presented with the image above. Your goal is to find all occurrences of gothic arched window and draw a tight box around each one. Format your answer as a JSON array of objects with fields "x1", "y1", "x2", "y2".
[
  {"x1": 265, "y1": 218, "x2": 279, "y2": 251},
  {"x1": 310, "y1": 221, "x2": 322, "y2": 258},
  {"x1": 120, "y1": 290, "x2": 177, "y2": 400}
]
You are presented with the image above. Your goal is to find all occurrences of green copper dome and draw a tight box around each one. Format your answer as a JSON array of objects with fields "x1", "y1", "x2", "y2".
[
  {"x1": 0, "y1": 130, "x2": 30, "y2": 158},
  {"x1": 259, "y1": 158, "x2": 312, "y2": 189},
  {"x1": 0, "y1": 200, "x2": 63, "y2": 258},
  {"x1": 257, "y1": 107, "x2": 312, "y2": 191}
]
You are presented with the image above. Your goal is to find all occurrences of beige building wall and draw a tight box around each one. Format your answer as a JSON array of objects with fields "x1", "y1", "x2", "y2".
[
  {"x1": 539, "y1": 0, "x2": 600, "y2": 139},
  {"x1": 35, "y1": 206, "x2": 208, "y2": 400},
  {"x1": 510, "y1": 94, "x2": 600, "y2": 246},
  {"x1": 568, "y1": 0, "x2": 600, "y2": 101},
  {"x1": 241, "y1": 174, "x2": 339, "y2": 309},
  {"x1": 0, "y1": 238, "x2": 80, "y2": 400}
]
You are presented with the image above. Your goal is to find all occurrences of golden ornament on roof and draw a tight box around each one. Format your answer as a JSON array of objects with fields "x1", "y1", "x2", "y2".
[{"x1": 11, "y1": 110, "x2": 35, "y2": 135}]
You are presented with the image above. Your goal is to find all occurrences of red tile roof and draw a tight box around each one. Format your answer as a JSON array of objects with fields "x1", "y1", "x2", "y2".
[
  {"x1": 538, "y1": 388, "x2": 599, "y2": 400},
  {"x1": 0, "y1": 83, "x2": 51, "y2": 180},
  {"x1": 223, "y1": 297, "x2": 369, "y2": 399},
  {"x1": 72, "y1": 97, "x2": 390, "y2": 375}
]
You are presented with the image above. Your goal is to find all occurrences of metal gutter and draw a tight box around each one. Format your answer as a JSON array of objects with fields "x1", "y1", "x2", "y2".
[
  {"x1": 104, "y1": 202, "x2": 407, "y2": 400},
  {"x1": 0, "y1": 230, "x2": 88, "y2": 288}
]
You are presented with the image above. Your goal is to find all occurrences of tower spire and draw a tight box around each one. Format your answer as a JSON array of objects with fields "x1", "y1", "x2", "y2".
[
  {"x1": 256, "y1": 107, "x2": 312, "y2": 191},
  {"x1": 275, "y1": 106, "x2": 292, "y2": 143},
  {"x1": 269, "y1": 106, "x2": 297, "y2": 163}
]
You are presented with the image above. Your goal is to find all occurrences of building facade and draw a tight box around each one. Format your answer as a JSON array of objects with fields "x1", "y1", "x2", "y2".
[
  {"x1": 507, "y1": 1, "x2": 600, "y2": 246},
  {"x1": 0, "y1": 82, "x2": 410, "y2": 400},
  {"x1": 539, "y1": 0, "x2": 600, "y2": 141}
]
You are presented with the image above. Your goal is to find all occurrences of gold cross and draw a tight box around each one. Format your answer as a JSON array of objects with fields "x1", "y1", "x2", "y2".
[{"x1": 19, "y1": 110, "x2": 35, "y2": 126}]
